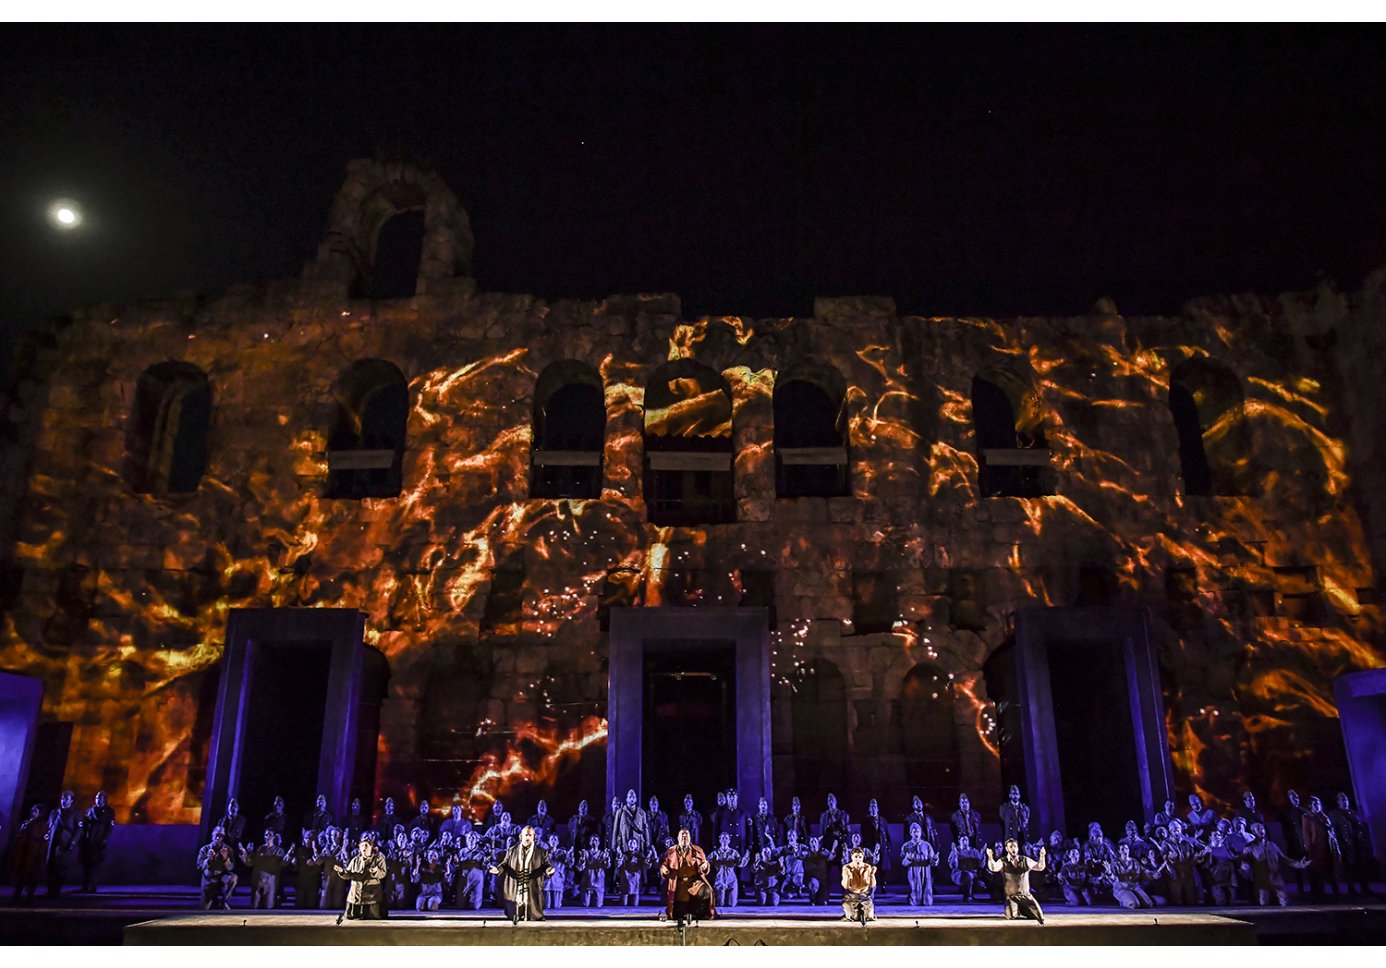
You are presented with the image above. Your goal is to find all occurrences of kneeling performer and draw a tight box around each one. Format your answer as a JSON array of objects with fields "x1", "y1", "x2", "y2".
[
  {"x1": 658, "y1": 828, "x2": 716, "y2": 922},
  {"x1": 986, "y1": 839, "x2": 1046, "y2": 925},
  {"x1": 489, "y1": 824, "x2": 554, "y2": 923},
  {"x1": 841, "y1": 847, "x2": 877, "y2": 923}
]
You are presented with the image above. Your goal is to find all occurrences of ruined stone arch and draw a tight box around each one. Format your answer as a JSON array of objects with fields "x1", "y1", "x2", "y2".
[
  {"x1": 532, "y1": 359, "x2": 605, "y2": 499},
  {"x1": 774, "y1": 359, "x2": 850, "y2": 498},
  {"x1": 1167, "y1": 357, "x2": 1253, "y2": 497},
  {"x1": 304, "y1": 159, "x2": 474, "y2": 299},
  {"x1": 325, "y1": 359, "x2": 410, "y2": 499},
  {"x1": 124, "y1": 360, "x2": 212, "y2": 496},
  {"x1": 972, "y1": 359, "x2": 1052, "y2": 497}
]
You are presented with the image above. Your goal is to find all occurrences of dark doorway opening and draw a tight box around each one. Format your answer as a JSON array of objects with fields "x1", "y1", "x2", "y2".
[
  {"x1": 1169, "y1": 382, "x2": 1213, "y2": 496},
  {"x1": 641, "y1": 640, "x2": 736, "y2": 814},
  {"x1": 238, "y1": 641, "x2": 332, "y2": 825},
  {"x1": 1047, "y1": 639, "x2": 1142, "y2": 836},
  {"x1": 367, "y1": 209, "x2": 425, "y2": 300}
]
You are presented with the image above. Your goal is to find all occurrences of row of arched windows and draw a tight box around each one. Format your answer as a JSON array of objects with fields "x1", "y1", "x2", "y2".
[{"x1": 123, "y1": 355, "x2": 1249, "y2": 513}]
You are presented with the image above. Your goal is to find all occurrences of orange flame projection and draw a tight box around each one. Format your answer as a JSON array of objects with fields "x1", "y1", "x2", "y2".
[{"x1": 3, "y1": 303, "x2": 1382, "y2": 824}]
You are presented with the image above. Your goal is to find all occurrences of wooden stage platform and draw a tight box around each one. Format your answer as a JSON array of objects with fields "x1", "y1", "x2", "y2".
[{"x1": 124, "y1": 910, "x2": 1257, "y2": 945}]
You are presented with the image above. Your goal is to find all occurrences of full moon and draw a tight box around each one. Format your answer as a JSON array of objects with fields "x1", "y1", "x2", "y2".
[{"x1": 47, "y1": 199, "x2": 83, "y2": 230}]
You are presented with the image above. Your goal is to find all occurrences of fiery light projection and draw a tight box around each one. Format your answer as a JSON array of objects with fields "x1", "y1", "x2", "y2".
[{"x1": 2, "y1": 270, "x2": 1383, "y2": 827}]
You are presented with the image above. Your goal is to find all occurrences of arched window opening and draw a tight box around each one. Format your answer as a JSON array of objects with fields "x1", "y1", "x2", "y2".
[
  {"x1": 124, "y1": 361, "x2": 212, "y2": 495},
  {"x1": 532, "y1": 361, "x2": 605, "y2": 499},
  {"x1": 898, "y1": 663, "x2": 960, "y2": 815},
  {"x1": 1168, "y1": 360, "x2": 1250, "y2": 497},
  {"x1": 325, "y1": 360, "x2": 409, "y2": 499},
  {"x1": 790, "y1": 660, "x2": 848, "y2": 812},
  {"x1": 363, "y1": 209, "x2": 426, "y2": 300},
  {"x1": 774, "y1": 363, "x2": 849, "y2": 498},
  {"x1": 643, "y1": 360, "x2": 735, "y2": 526},
  {"x1": 972, "y1": 373, "x2": 1051, "y2": 498}
]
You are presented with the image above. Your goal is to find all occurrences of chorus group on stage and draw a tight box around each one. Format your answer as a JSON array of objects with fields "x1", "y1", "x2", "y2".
[{"x1": 5, "y1": 780, "x2": 1374, "y2": 923}]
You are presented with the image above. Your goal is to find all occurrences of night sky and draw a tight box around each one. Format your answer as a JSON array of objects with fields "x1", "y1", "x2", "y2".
[{"x1": 4, "y1": 25, "x2": 1386, "y2": 367}]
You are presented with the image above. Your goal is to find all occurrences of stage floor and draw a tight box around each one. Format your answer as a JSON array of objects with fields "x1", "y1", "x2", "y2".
[{"x1": 125, "y1": 909, "x2": 1257, "y2": 945}]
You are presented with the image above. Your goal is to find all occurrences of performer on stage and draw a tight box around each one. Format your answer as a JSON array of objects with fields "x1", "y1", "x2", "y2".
[
  {"x1": 950, "y1": 793, "x2": 983, "y2": 848},
  {"x1": 862, "y1": 799, "x2": 891, "y2": 885},
  {"x1": 263, "y1": 796, "x2": 288, "y2": 842},
  {"x1": 45, "y1": 787, "x2": 78, "y2": 893},
  {"x1": 782, "y1": 796, "x2": 809, "y2": 849},
  {"x1": 239, "y1": 829, "x2": 288, "y2": 909},
  {"x1": 1107, "y1": 842, "x2": 1154, "y2": 909},
  {"x1": 803, "y1": 835, "x2": 833, "y2": 905},
  {"x1": 1185, "y1": 793, "x2": 1217, "y2": 840},
  {"x1": 578, "y1": 834, "x2": 612, "y2": 908},
  {"x1": 840, "y1": 846, "x2": 877, "y2": 922},
  {"x1": 10, "y1": 805, "x2": 47, "y2": 905},
  {"x1": 708, "y1": 831, "x2": 749, "y2": 908},
  {"x1": 900, "y1": 822, "x2": 939, "y2": 906},
  {"x1": 290, "y1": 828, "x2": 324, "y2": 908},
  {"x1": 1281, "y1": 789, "x2": 1308, "y2": 895},
  {"x1": 544, "y1": 834, "x2": 569, "y2": 910},
  {"x1": 215, "y1": 797, "x2": 247, "y2": 846},
  {"x1": 455, "y1": 830, "x2": 489, "y2": 910},
  {"x1": 304, "y1": 794, "x2": 336, "y2": 840},
  {"x1": 77, "y1": 791, "x2": 115, "y2": 893},
  {"x1": 948, "y1": 833, "x2": 984, "y2": 902},
  {"x1": 985, "y1": 838, "x2": 1046, "y2": 925},
  {"x1": 1329, "y1": 792, "x2": 1372, "y2": 896},
  {"x1": 488, "y1": 824, "x2": 555, "y2": 922},
  {"x1": 568, "y1": 800, "x2": 598, "y2": 857},
  {"x1": 819, "y1": 793, "x2": 850, "y2": 859},
  {"x1": 374, "y1": 796, "x2": 402, "y2": 843},
  {"x1": 781, "y1": 830, "x2": 808, "y2": 899},
  {"x1": 412, "y1": 849, "x2": 450, "y2": 912},
  {"x1": 999, "y1": 786, "x2": 1032, "y2": 845},
  {"x1": 1244, "y1": 822, "x2": 1308, "y2": 907},
  {"x1": 903, "y1": 795, "x2": 940, "y2": 852},
  {"x1": 334, "y1": 836, "x2": 388, "y2": 922},
  {"x1": 196, "y1": 827, "x2": 238, "y2": 910},
  {"x1": 678, "y1": 794, "x2": 703, "y2": 848},
  {"x1": 751, "y1": 797, "x2": 780, "y2": 855},
  {"x1": 753, "y1": 841, "x2": 783, "y2": 906},
  {"x1": 527, "y1": 800, "x2": 557, "y2": 842},
  {"x1": 658, "y1": 828, "x2": 715, "y2": 922},
  {"x1": 618, "y1": 836, "x2": 651, "y2": 906}
]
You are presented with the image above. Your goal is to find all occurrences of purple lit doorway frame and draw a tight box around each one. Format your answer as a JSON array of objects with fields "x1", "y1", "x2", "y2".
[
  {"x1": 607, "y1": 607, "x2": 772, "y2": 810},
  {"x1": 201, "y1": 608, "x2": 367, "y2": 838},
  {"x1": 1334, "y1": 668, "x2": 1386, "y2": 863},
  {"x1": 1010, "y1": 606, "x2": 1174, "y2": 837}
]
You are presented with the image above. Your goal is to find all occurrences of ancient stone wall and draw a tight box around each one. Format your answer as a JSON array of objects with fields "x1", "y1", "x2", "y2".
[{"x1": 0, "y1": 162, "x2": 1381, "y2": 827}]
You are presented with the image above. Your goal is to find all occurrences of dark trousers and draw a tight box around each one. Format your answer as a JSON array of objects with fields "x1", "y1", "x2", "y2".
[{"x1": 1005, "y1": 891, "x2": 1044, "y2": 922}]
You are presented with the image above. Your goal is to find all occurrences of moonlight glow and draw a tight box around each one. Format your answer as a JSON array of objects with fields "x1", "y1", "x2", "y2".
[{"x1": 47, "y1": 199, "x2": 82, "y2": 230}]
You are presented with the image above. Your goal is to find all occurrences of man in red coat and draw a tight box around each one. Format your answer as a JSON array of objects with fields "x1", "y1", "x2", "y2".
[{"x1": 658, "y1": 828, "x2": 716, "y2": 921}]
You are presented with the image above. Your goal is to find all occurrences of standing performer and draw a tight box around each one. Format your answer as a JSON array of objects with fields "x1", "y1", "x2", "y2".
[
  {"x1": 343, "y1": 798, "x2": 368, "y2": 845},
  {"x1": 45, "y1": 787, "x2": 78, "y2": 893},
  {"x1": 950, "y1": 793, "x2": 983, "y2": 847},
  {"x1": 374, "y1": 796, "x2": 402, "y2": 843},
  {"x1": 818, "y1": 793, "x2": 851, "y2": 859},
  {"x1": 658, "y1": 828, "x2": 715, "y2": 921},
  {"x1": 489, "y1": 825, "x2": 554, "y2": 922},
  {"x1": 1280, "y1": 789, "x2": 1308, "y2": 895},
  {"x1": 304, "y1": 794, "x2": 336, "y2": 840},
  {"x1": 290, "y1": 828, "x2": 324, "y2": 908},
  {"x1": 578, "y1": 835, "x2": 611, "y2": 908},
  {"x1": 900, "y1": 822, "x2": 939, "y2": 906},
  {"x1": 1302, "y1": 796, "x2": 1342, "y2": 899},
  {"x1": 678, "y1": 794, "x2": 703, "y2": 848},
  {"x1": 544, "y1": 834, "x2": 569, "y2": 910},
  {"x1": 862, "y1": 799, "x2": 892, "y2": 885},
  {"x1": 1328, "y1": 792, "x2": 1372, "y2": 896},
  {"x1": 782, "y1": 796, "x2": 809, "y2": 848},
  {"x1": 840, "y1": 847, "x2": 877, "y2": 923},
  {"x1": 408, "y1": 799, "x2": 434, "y2": 838},
  {"x1": 10, "y1": 805, "x2": 48, "y2": 905},
  {"x1": 986, "y1": 838, "x2": 1047, "y2": 925},
  {"x1": 527, "y1": 800, "x2": 557, "y2": 842},
  {"x1": 647, "y1": 797, "x2": 671, "y2": 854},
  {"x1": 752, "y1": 797, "x2": 780, "y2": 854},
  {"x1": 77, "y1": 791, "x2": 116, "y2": 893},
  {"x1": 216, "y1": 797, "x2": 247, "y2": 846},
  {"x1": 903, "y1": 796, "x2": 940, "y2": 852},
  {"x1": 439, "y1": 803, "x2": 472, "y2": 841},
  {"x1": 1244, "y1": 822, "x2": 1308, "y2": 907},
  {"x1": 1185, "y1": 794, "x2": 1217, "y2": 840},
  {"x1": 334, "y1": 836, "x2": 388, "y2": 922},
  {"x1": 567, "y1": 800, "x2": 598, "y2": 857},
  {"x1": 998, "y1": 786, "x2": 1032, "y2": 845}
]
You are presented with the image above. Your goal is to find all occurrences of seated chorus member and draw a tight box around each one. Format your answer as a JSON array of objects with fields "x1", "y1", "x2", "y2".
[{"x1": 197, "y1": 827, "x2": 238, "y2": 911}]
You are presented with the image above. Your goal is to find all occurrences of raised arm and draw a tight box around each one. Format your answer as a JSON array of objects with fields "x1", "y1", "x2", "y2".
[{"x1": 984, "y1": 847, "x2": 1003, "y2": 873}]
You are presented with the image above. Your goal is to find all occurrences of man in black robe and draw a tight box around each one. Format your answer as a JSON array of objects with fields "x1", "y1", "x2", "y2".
[
  {"x1": 374, "y1": 796, "x2": 402, "y2": 843},
  {"x1": 818, "y1": 793, "x2": 850, "y2": 859},
  {"x1": 567, "y1": 799, "x2": 597, "y2": 853},
  {"x1": 751, "y1": 796, "x2": 780, "y2": 854},
  {"x1": 216, "y1": 797, "x2": 247, "y2": 845},
  {"x1": 679, "y1": 794, "x2": 703, "y2": 847},
  {"x1": 77, "y1": 791, "x2": 116, "y2": 892},
  {"x1": 998, "y1": 786, "x2": 1032, "y2": 845},
  {"x1": 304, "y1": 794, "x2": 335, "y2": 841},
  {"x1": 489, "y1": 825, "x2": 554, "y2": 922},
  {"x1": 782, "y1": 796, "x2": 809, "y2": 848},
  {"x1": 1281, "y1": 789, "x2": 1308, "y2": 894},
  {"x1": 46, "y1": 790, "x2": 78, "y2": 897},
  {"x1": 986, "y1": 838, "x2": 1046, "y2": 925}
]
